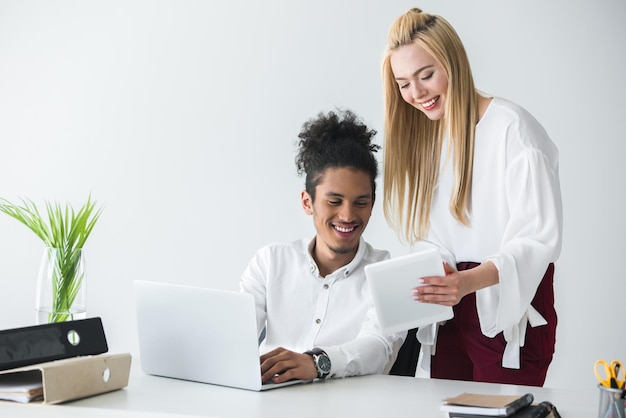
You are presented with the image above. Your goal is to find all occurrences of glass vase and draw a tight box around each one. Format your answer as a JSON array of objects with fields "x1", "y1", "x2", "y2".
[{"x1": 35, "y1": 247, "x2": 87, "y2": 324}]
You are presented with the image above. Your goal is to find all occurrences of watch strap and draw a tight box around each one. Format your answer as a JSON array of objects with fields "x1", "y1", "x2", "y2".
[{"x1": 304, "y1": 348, "x2": 331, "y2": 379}]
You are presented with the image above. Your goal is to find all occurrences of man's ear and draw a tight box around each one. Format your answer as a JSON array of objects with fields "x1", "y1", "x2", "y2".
[{"x1": 301, "y1": 190, "x2": 313, "y2": 215}]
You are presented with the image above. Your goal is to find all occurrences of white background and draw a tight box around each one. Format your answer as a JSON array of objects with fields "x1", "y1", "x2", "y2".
[{"x1": 0, "y1": 0, "x2": 624, "y2": 390}]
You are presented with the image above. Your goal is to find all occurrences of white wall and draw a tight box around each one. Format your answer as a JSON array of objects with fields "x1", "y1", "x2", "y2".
[{"x1": 0, "y1": 0, "x2": 624, "y2": 390}]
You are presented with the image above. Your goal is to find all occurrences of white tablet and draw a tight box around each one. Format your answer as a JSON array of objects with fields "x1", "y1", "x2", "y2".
[{"x1": 365, "y1": 247, "x2": 454, "y2": 334}]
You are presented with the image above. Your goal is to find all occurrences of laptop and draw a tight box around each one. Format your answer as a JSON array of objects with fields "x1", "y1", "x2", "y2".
[
  {"x1": 134, "y1": 280, "x2": 310, "y2": 391},
  {"x1": 364, "y1": 247, "x2": 454, "y2": 334}
]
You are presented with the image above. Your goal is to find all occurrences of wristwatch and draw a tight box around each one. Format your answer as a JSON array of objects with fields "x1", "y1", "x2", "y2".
[{"x1": 305, "y1": 348, "x2": 331, "y2": 379}]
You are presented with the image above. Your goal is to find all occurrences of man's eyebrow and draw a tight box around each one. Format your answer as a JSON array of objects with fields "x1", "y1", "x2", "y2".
[
  {"x1": 394, "y1": 64, "x2": 433, "y2": 81},
  {"x1": 325, "y1": 192, "x2": 372, "y2": 200}
]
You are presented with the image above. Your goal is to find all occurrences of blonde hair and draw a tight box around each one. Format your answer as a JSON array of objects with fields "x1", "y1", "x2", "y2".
[{"x1": 382, "y1": 7, "x2": 479, "y2": 242}]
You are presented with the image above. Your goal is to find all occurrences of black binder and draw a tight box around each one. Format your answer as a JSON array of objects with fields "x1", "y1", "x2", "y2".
[{"x1": 0, "y1": 317, "x2": 108, "y2": 371}]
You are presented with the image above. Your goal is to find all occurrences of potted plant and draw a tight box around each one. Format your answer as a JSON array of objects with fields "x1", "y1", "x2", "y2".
[{"x1": 0, "y1": 195, "x2": 103, "y2": 323}]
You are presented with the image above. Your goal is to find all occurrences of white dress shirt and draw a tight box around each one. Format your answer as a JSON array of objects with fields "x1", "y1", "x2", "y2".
[
  {"x1": 240, "y1": 236, "x2": 405, "y2": 378},
  {"x1": 413, "y1": 96, "x2": 563, "y2": 370}
]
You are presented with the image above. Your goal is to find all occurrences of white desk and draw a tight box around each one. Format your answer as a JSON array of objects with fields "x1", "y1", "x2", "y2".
[{"x1": 0, "y1": 363, "x2": 598, "y2": 417}]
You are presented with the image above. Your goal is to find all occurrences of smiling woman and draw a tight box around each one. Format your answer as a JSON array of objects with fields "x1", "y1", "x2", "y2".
[
  {"x1": 381, "y1": 7, "x2": 562, "y2": 386},
  {"x1": 390, "y1": 42, "x2": 449, "y2": 121}
]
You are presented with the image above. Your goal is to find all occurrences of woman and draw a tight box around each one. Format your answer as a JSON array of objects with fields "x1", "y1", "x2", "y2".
[{"x1": 381, "y1": 7, "x2": 562, "y2": 386}]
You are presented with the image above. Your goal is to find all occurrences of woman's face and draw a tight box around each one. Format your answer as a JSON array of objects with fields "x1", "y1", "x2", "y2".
[{"x1": 390, "y1": 43, "x2": 448, "y2": 121}]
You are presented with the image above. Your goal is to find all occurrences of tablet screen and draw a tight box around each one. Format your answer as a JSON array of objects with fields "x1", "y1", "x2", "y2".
[{"x1": 365, "y1": 247, "x2": 453, "y2": 334}]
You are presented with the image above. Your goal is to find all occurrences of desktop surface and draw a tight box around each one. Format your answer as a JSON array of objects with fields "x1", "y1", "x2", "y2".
[{"x1": 0, "y1": 362, "x2": 597, "y2": 417}]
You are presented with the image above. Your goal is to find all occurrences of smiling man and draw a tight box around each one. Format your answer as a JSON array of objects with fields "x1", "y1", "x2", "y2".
[{"x1": 240, "y1": 110, "x2": 405, "y2": 385}]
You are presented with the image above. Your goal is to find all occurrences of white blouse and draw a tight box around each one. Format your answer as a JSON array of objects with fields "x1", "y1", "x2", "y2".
[{"x1": 413, "y1": 96, "x2": 563, "y2": 370}]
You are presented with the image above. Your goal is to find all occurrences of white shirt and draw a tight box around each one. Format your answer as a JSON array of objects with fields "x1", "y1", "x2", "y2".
[
  {"x1": 240, "y1": 236, "x2": 405, "y2": 378},
  {"x1": 413, "y1": 96, "x2": 563, "y2": 369}
]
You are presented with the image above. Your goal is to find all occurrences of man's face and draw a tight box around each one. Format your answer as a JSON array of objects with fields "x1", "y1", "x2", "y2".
[{"x1": 302, "y1": 167, "x2": 373, "y2": 259}]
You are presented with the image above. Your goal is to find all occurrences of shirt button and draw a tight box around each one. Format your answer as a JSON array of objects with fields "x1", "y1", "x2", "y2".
[
  {"x1": 323, "y1": 284, "x2": 329, "y2": 289},
  {"x1": 315, "y1": 319, "x2": 321, "y2": 324}
]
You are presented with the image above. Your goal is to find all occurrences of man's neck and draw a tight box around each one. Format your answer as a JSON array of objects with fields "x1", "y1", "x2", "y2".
[{"x1": 311, "y1": 239, "x2": 359, "y2": 278}]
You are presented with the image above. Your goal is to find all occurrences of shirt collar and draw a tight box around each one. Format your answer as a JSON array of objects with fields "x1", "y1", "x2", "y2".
[{"x1": 306, "y1": 236, "x2": 368, "y2": 278}]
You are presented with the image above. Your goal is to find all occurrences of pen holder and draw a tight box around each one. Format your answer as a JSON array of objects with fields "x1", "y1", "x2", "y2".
[{"x1": 598, "y1": 384, "x2": 626, "y2": 418}]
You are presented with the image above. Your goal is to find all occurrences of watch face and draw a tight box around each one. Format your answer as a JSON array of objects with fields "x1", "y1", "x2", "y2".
[{"x1": 318, "y1": 354, "x2": 331, "y2": 373}]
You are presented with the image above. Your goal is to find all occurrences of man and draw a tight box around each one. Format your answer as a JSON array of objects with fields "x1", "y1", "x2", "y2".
[{"x1": 240, "y1": 109, "x2": 405, "y2": 385}]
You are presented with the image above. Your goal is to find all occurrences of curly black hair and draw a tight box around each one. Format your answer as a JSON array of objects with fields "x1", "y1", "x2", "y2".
[{"x1": 295, "y1": 109, "x2": 380, "y2": 202}]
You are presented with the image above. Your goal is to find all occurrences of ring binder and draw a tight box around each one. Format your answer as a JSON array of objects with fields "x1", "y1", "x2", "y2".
[
  {"x1": 0, "y1": 317, "x2": 109, "y2": 371},
  {"x1": 0, "y1": 353, "x2": 132, "y2": 404}
]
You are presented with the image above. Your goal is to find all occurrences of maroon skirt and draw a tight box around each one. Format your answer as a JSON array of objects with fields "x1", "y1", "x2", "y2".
[{"x1": 430, "y1": 263, "x2": 556, "y2": 386}]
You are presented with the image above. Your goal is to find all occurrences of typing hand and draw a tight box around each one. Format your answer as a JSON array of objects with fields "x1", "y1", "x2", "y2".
[{"x1": 260, "y1": 347, "x2": 318, "y2": 384}]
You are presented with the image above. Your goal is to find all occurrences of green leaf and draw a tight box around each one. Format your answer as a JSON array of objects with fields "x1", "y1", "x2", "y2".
[{"x1": 0, "y1": 195, "x2": 103, "y2": 323}]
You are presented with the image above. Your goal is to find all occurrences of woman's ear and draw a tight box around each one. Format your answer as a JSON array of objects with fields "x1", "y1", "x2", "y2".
[{"x1": 301, "y1": 190, "x2": 314, "y2": 215}]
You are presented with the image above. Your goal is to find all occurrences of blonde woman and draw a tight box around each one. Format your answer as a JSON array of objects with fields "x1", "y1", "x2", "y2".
[{"x1": 381, "y1": 7, "x2": 562, "y2": 386}]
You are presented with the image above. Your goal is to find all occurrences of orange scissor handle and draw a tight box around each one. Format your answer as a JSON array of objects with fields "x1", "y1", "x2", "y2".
[
  {"x1": 595, "y1": 360, "x2": 625, "y2": 388},
  {"x1": 595, "y1": 360, "x2": 615, "y2": 388},
  {"x1": 610, "y1": 360, "x2": 625, "y2": 388}
]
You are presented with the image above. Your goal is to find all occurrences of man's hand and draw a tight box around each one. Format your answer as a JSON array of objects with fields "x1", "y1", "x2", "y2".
[{"x1": 260, "y1": 347, "x2": 318, "y2": 384}]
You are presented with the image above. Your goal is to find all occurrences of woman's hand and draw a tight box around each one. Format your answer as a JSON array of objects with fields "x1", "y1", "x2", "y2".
[{"x1": 412, "y1": 261, "x2": 499, "y2": 306}]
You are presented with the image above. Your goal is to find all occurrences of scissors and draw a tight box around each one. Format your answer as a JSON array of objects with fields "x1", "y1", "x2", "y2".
[{"x1": 594, "y1": 360, "x2": 625, "y2": 389}]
